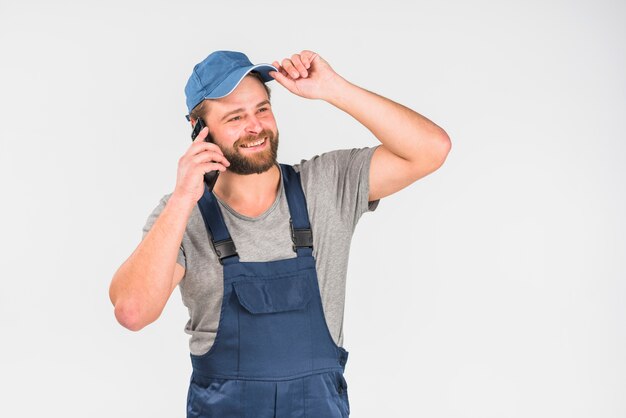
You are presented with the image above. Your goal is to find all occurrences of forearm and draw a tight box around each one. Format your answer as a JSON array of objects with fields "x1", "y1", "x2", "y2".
[
  {"x1": 109, "y1": 193, "x2": 194, "y2": 330},
  {"x1": 271, "y1": 51, "x2": 450, "y2": 201},
  {"x1": 323, "y1": 76, "x2": 449, "y2": 162}
]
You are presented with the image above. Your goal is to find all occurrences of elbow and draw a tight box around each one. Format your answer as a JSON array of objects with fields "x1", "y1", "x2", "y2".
[
  {"x1": 435, "y1": 129, "x2": 452, "y2": 167},
  {"x1": 113, "y1": 298, "x2": 148, "y2": 332},
  {"x1": 422, "y1": 130, "x2": 451, "y2": 172},
  {"x1": 109, "y1": 265, "x2": 152, "y2": 332}
]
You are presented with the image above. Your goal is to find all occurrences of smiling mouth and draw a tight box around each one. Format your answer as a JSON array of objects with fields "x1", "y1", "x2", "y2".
[{"x1": 240, "y1": 137, "x2": 267, "y2": 149}]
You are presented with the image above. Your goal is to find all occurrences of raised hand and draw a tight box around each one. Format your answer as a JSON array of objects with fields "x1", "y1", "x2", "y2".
[
  {"x1": 270, "y1": 50, "x2": 342, "y2": 101},
  {"x1": 173, "y1": 126, "x2": 230, "y2": 204}
]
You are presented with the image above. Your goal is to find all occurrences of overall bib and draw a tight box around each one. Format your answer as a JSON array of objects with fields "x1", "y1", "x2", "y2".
[{"x1": 187, "y1": 164, "x2": 350, "y2": 418}]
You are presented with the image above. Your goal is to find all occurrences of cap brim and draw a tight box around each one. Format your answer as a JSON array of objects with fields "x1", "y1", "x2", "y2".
[{"x1": 206, "y1": 63, "x2": 277, "y2": 99}]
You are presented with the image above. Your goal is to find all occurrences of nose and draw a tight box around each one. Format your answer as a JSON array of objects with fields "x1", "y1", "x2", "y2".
[{"x1": 245, "y1": 114, "x2": 262, "y2": 134}]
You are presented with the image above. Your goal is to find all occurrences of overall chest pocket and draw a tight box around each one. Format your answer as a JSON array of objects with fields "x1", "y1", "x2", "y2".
[
  {"x1": 231, "y1": 274, "x2": 314, "y2": 376},
  {"x1": 233, "y1": 275, "x2": 312, "y2": 314}
]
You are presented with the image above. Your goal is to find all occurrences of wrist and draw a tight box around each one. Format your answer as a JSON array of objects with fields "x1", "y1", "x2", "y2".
[
  {"x1": 321, "y1": 75, "x2": 354, "y2": 106},
  {"x1": 168, "y1": 191, "x2": 197, "y2": 214}
]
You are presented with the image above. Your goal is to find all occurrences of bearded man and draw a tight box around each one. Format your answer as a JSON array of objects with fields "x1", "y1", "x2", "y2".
[{"x1": 109, "y1": 50, "x2": 451, "y2": 417}]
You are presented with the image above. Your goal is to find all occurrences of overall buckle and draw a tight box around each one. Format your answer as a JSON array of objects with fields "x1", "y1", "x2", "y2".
[
  {"x1": 212, "y1": 238, "x2": 238, "y2": 264},
  {"x1": 290, "y1": 219, "x2": 313, "y2": 252}
]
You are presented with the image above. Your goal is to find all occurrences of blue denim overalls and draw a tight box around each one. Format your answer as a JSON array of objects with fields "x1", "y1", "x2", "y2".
[{"x1": 187, "y1": 164, "x2": 350, "y2": 417}]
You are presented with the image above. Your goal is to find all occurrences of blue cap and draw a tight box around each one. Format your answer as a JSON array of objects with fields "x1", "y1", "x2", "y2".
[{"x1": 184, "y1": 51, "x2": 277, "y2": 114}]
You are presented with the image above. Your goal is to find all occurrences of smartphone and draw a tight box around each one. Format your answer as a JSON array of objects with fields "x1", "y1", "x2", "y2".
[{"x1": 191, "y1": 117, "x2": 220, "y2": 192}]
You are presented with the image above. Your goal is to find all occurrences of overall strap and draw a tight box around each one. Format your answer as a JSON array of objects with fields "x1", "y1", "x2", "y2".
[
  {"x1": 197, "y1": 186, "x2": 239, "y2": 265},
  {"x1": 280, "y1": 164, "x2": 314, "y2": 257}
]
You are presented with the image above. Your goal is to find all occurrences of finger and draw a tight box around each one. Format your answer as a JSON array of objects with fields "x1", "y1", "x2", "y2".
[
  {"x1": 192, "y1": 150, "x2": 230, "y2": 167},
  {"x1": 281, "y1": 58, "x2": 299, "y2": 79},
  {"x1": 191, "y1": 141, "x2": 223, "y2": 157},
  {"x1": 198, "y1": 162, "x2": 228, "y2": 174},
  {"x1": 269, "y1": 68, "x2": 295, "y2": 89},
  {"x1": 290, "y1": 54, "x2": 308, "y2": 77},
  {"x1": 272, "y1": 61, "x2": 289, "y2": 78},
  {"x1": 300, "y1": 50, "x2": 318, "y2": 69},
  {"x1": 185, "y1": 140, "x2": 223, "y2": 161},
  {"x1": 301, "y1": 51, "x2": 313, "y2": 69}
]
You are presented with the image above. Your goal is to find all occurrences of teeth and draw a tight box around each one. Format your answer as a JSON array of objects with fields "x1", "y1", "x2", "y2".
[{"x1": 242, "y1": 138, "x2": 266, "y2": 148}]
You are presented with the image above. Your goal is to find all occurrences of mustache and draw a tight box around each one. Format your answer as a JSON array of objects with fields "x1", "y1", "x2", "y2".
[{"x1": 233, "y1": 130, "x2": 275, "y2": 148}]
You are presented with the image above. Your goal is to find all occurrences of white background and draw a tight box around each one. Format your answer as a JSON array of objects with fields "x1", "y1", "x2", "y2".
[{"x1": 1, "y1": 0, "x2": 625, "y2": 416}]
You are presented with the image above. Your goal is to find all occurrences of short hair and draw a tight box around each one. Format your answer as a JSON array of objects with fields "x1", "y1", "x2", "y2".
[{"x1": 189, "y1": 71, "x2": 271, "y2": 122}]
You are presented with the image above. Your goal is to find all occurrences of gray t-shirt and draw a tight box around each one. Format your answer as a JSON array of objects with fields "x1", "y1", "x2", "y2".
[{"x1": 143, "y1": 146, "x2": 379, "y2": 355}]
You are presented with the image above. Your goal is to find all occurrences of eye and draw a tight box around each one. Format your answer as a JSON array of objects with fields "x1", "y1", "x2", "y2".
[
  {"x1": 228, "y1": 116, "x2": 242, "y2": 122},
  {"x1": 258, "y1": 107, "x2": 268, "y2": 113}
]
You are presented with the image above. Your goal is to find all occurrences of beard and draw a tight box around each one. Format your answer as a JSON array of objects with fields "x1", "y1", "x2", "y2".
[{"x1": 220, "y1": 129, "x2": 279, "y2": 175}]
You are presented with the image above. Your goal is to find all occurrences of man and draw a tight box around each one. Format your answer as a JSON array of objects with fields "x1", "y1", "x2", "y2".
[{"x1": 109, "y1": 50, "x2": 450, "y2": 417}]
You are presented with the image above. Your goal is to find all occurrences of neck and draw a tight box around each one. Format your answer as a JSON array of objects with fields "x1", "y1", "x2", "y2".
[{"x1": 212, "y1": 164, "x2": 281, "y2": 217}]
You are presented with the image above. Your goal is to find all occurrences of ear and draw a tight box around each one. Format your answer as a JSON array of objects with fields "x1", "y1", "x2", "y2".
[{"x1": 189, "y1": 117, "x2": 197, "y2": 127}]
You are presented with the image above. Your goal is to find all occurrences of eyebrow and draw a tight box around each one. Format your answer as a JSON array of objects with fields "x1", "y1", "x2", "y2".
[{"x1": 220, "y1": 100, "x2": 271, "y2": 122}]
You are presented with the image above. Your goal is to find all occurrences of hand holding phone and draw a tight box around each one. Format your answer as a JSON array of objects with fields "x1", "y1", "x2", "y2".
[{"x1": 191, "y1": 118, "x2": 220, "y2": 192}]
